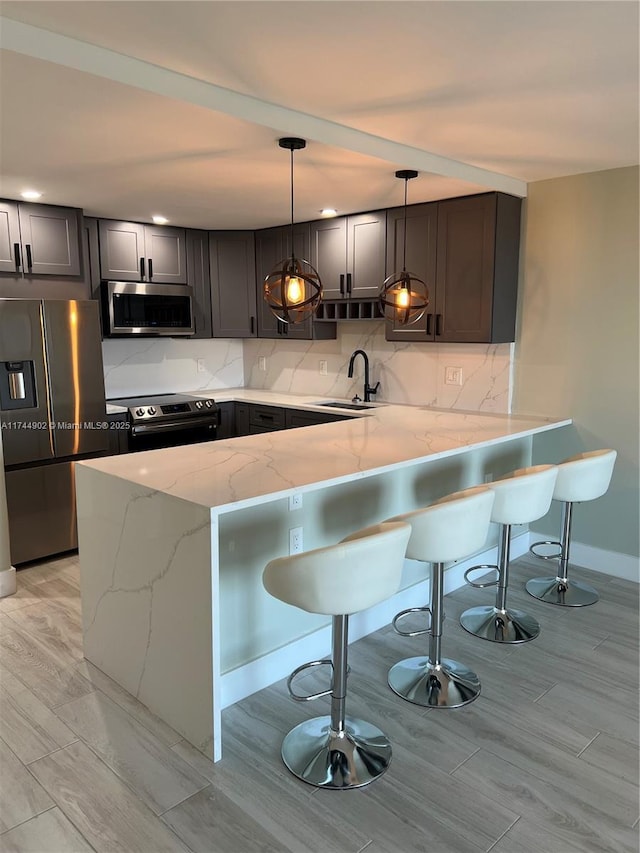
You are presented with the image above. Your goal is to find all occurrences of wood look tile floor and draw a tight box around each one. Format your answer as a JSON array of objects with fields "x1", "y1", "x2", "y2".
[{"x1": 0, "y1": 552, "x2": 638, "y2": 853}]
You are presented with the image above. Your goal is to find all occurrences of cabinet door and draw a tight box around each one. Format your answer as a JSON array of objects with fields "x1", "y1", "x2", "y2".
[
  {"x1": 282, "y1": 223, "x2": 315, "y2": 339},
  {"x1": 347, "y1": 211, "x2": 386, "y2": 298},
  {"x1": 144, "y1": 225, "x2": 187, "y2": 284},
  {"x1": 310, "y1": 217, "x2": 347, "y2": 300},
  {"x1": 0, "y1": 201, "x2": 20, "y2": 273},
  {"x1": 99, "y1": 220, "x2": 146, "y2": 281},
  {"x1": 255, "y1": 226, "x2": 286, "y2": 339},
  {"x1": 215, "y1": 402, "x2": 236, "y2": 439},
  {"x1": 435, "y1": 195, "x2": 497, "y2": 343},
  {"x1": 385, "y1": 203, "x2": 438, "y2": 342},
  {"x1": 186, "y1": 230, "x2": 212, "y2": 338},
  {"x1": 17, "y1": 204, "x2": 81, "y2": 277},
  {"x1": 235, "y1": 403, "x2": 250, "y2": 436},
  {"x1": 210, "y1": 231, "x2": 257, "y2": 338}
]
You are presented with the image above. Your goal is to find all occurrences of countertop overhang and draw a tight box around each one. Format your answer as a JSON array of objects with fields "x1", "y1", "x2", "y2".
[{"x1": 92, "y1": 389, "x2": 571, "y2": 512}]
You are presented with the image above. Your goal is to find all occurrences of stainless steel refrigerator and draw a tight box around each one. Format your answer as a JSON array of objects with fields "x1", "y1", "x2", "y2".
[{"x1": 0, "y1": 299, "x2": 108, "y2": 564}]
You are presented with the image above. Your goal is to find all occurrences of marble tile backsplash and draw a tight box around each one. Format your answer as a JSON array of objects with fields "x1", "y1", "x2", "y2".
[
  {"x1": 243, "y1": 321, "x2": 513, "y2": 412},
  {"x1": 102, "y1": 338, "x2": 244, "y2": 399}
]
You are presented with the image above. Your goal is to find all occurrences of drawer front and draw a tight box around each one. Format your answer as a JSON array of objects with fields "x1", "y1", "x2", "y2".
[
  {"x1": 285, "y1": 409, "x2": 350, "y2": 429},
  {"x1": 249, "y1": 404, "x2": 286, "y2": 430}
]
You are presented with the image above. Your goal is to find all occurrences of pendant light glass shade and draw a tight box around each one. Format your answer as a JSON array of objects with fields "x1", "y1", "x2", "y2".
[
  {"x1": 379, "y1": 170, "x2": 429, "y2": 326},
  {"x1": 264, "y1": 138, "x2": 322, "y2": 324}
]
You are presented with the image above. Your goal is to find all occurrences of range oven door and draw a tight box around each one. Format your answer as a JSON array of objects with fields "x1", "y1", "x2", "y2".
[{"x1": 126, "y1": 415, "x2": 217, "y2": 452}]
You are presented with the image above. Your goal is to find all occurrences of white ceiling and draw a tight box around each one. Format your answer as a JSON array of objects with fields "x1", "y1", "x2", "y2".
[{"x1": 0, "y1": 1, "x2": 637, "y2": 230}]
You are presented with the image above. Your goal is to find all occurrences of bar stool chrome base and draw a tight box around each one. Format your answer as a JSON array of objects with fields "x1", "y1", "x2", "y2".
[
  {"x1": 388, "y1": 656, "x2": 481, "y2": 708},
  {"x1": 281, "y1": 715, "x2": 391, "y2": 789},
  {"x1": 460, "y1": 605, "x2": 540, "y2": 644},
  {"x1": 525, "y1": 576, "x2": 598, "y2": 607}
]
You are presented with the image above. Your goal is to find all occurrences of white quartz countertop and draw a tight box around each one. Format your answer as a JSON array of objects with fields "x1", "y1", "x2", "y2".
[{"x1": 87, "y1": 389, "x2": 571, "y2": 513}]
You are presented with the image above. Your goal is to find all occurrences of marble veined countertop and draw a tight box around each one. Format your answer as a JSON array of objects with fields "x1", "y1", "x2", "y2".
[{"x1": 90, "y1": 389, "x2": 571, "y2": 512}]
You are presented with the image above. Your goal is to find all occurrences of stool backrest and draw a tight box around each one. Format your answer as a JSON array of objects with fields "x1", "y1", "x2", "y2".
[
  {"x1": 263, "y1": 521, "x2": 411, "y2": 616},
  {"x1": 387, "y1": 487, "x2": 494, "y2": 564},
  {"x1": 489, "y1": 464, "x2": 558, "y2": 525},
  {"x1": 554, "y1": 449, "x2": 617, "y2": 503}
]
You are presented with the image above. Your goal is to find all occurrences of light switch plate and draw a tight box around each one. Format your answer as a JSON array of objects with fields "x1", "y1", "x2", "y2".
[{"x1": 445, "y1": 366, "x2": 463, "y2": 386}]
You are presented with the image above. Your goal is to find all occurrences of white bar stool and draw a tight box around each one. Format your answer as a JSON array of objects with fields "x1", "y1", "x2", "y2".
[
  {"x1": 385, "y1": 486, "x2": 494, "y2": 708},
  {"x1": 526, "y1": 449, "x2": 617, "y2": 606},
  {"x1": 460, "y1": 464, "x2": 558, "y2": 644},
  {"x1": 262, "y1": 520, "x2": 411, "y2": 790}
]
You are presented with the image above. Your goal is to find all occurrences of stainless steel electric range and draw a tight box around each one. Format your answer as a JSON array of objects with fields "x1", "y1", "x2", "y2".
[{"x1": 108, "y1": 393, "x2": 218, "y2": 452}]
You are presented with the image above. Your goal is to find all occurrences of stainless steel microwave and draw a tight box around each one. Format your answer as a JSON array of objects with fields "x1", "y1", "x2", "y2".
[{"x1": 101, "y1": 281, "x2": 195, "y2": 337}]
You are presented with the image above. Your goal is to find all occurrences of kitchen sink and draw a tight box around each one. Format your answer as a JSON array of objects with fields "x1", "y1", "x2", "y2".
[{"x1": 314, "y1": 401, "x2": 378, "y2": 410}]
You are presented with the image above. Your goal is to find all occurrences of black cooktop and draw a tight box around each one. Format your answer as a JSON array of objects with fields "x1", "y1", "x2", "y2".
[{"x1": 108, "y1": 393, "x2": 213, "y2": 407}]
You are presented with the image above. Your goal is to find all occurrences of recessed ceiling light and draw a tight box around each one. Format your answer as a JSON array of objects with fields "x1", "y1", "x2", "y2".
[
  {"x1": 152, "y1": 215, "x2": 169, "y2": 225},
  {"x1": 21, "y1": 190, "x2": 42, "y2": 200},
  {"x1": 320, "y1": 208, "x2": 338, "y2": 217}
]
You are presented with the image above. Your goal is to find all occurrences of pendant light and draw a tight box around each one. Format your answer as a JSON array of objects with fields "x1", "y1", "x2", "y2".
[
  {"x1": 263, "y1": 138, "x2": 322, "y2": 324},
  {"x1": 379, "y1": 170, "x2": 429, "y2": 326}
]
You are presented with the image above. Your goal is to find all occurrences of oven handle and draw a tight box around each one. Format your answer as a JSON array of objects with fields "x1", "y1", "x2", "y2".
[{"x1": 131, "y1": 416, "x2": 218, "y2": 437}]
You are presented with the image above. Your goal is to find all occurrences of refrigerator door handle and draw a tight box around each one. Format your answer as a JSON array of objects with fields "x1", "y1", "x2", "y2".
[{"x1": 38, "y1": 303, "x2": 57, "y2": 457}]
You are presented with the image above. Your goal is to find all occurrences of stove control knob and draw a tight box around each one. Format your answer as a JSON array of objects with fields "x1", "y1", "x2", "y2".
[
  {"x1": 148, "y1": 407, "x2": 156, "y2": 416},
  {"x1": 195, "y1": 400, "x2": 204, "y2": 409},
  {"x1": 205, "y1": 400, "x2": 213, "y2": 408},
  {"x1": 135, "y1": 408, "x2": 145, "y2": 417}
]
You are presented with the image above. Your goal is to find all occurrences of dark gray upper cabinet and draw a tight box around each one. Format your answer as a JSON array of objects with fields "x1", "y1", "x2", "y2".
[
  {"x1": 255, "y1": 224, "x2": 336, "y2": 341},
  {"x1": 385, "y1": 202, "x2": 438, "y2": 343},
  {"x1": 0, "y1": 200, "x2": 81, "y2": 277},
  {"x1": 98, "y1": 219, "x2": 187, "y2": 284},
  {"x1": 210, "y1": 231, "x2": 257, "y2": 338},
  {"x1": 186, "y1": 230, "x2": 212, "y2": 339},
  {"x1": 434, "y1": 193, "x2": 521, "y2": 343},
  {"x1": 310, "y1": 211, "x2": 386, "y2": 300},
  {"x1": 385, "y1": 193, "x2": 521, "y2": 343}
]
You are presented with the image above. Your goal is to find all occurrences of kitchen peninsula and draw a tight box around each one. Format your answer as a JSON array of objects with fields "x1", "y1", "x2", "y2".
[{"x1": 76, "y1": 393, "x2": 571, "y2": 761}]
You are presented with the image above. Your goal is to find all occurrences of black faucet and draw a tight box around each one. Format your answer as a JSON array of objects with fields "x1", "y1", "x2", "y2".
[{"x1": 347, "y1": 349, "x2": 380, "y2": 403}]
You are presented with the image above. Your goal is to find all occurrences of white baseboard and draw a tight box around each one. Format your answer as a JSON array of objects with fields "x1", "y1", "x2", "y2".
[
  {"x1": 220, "y1": 531, "x2": 530, "y2": 708},
  {"x1": 0, "y1": 567, "x2": 16, "y2": 599},
  {"x1": 528, "y1": 531, "x2": 639, "y2": 584}
]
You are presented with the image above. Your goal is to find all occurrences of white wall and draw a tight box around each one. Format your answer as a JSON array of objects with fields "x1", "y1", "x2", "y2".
[
  {"x1": 244, "y1": 321, "x2": 512, "y2": 412},
  {"x1": 514, "y1": 166, "x2": 639, "y2": 559},
  {"x1": 101, "y1": 337, "x2": 244, "y2": 399}
]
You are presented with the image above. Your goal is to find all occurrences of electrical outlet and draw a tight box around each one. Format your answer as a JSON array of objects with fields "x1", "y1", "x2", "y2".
[
  {"x1": 319, "y1": 360, "x2": 328, "y2": 376},
  {"x1": 196, "y1": 358, "x2": 206, "y2": 373},
  {"x1": 445, "y1": 366, "x2": 463, "y2": 386},
  {"x1": 289, "y1": 527, "x2": 303, "y2": 554},
  {"x1": 258, "y1": 356, "x2": 267, "y2": 372},
  {"x1": 289, "y1": 492, "x2": 303, "y2": 511}
]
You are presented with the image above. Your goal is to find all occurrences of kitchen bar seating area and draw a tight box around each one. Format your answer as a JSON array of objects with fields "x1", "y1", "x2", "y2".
[{"x1": 1, "y1": 550, "x2": 637, "y2": 852}]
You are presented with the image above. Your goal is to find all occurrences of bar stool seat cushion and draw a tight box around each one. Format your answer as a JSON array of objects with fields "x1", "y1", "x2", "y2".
[
  {"x1": 552, "y1": 449, "x2": 617, "y2": 503},
  {"x1": 488, "y1": 464, "x2": 558, "y2": 525},
  {"x1": 263, "y1": 521, "x2": 411, "y2": 616},
  {"x1": 388, "y1": 487, "x2": 495, "y2": 564}
]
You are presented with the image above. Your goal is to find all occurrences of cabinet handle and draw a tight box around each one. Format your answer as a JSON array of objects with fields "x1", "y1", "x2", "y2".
[
  {"x1": 25, "y1": 244, "x2": 33, "y2": 272},
  {"x1": 250, "y1": 316, "x2": 255, "y2": 335},
  {"x1": 13, "y1": 243, "x2": 21, "y2": 271},
  {"x1": 258, "y1": 413, "x2": 274, "y2": 421},
  {"x1": 346, "y1": 273, "x2": 352, "y2": 294},
  {"x1": 426, "y1": 313, "x2": 433, "y2": 336},
  {"x1": 339, "y1": 274, "x2": 345, "y2": 296},
  {"x1": 435, "y1": 314, "x2": 442, "y2": 336},
  {"x1": 148, "y1": 258, "x2": 153, "y2": 280},
  {"x1": 139, "y1": 258, "x2": 145, "y2": 280}
]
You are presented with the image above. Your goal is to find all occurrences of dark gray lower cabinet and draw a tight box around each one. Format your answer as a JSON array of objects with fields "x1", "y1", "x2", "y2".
[
  {"x1": 210, "y1": 231, "x2": 257, "y2": 338},
  {"x1": 216, "y1": 402, "x2": 236, "y2": 439}
]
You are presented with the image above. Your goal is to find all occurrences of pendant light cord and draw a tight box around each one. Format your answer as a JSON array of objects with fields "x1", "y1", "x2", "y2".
[
  {"x1": 402, "y1": 178, "x2": 408, "y2": 273},
  {"x1": 290, "y1": 147, "x2": 295, "y2": 259}
]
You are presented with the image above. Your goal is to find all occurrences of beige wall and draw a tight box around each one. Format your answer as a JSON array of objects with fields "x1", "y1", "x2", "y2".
[{"x1": 513, "y1": 166, "x2": 639, "y2": 558}]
